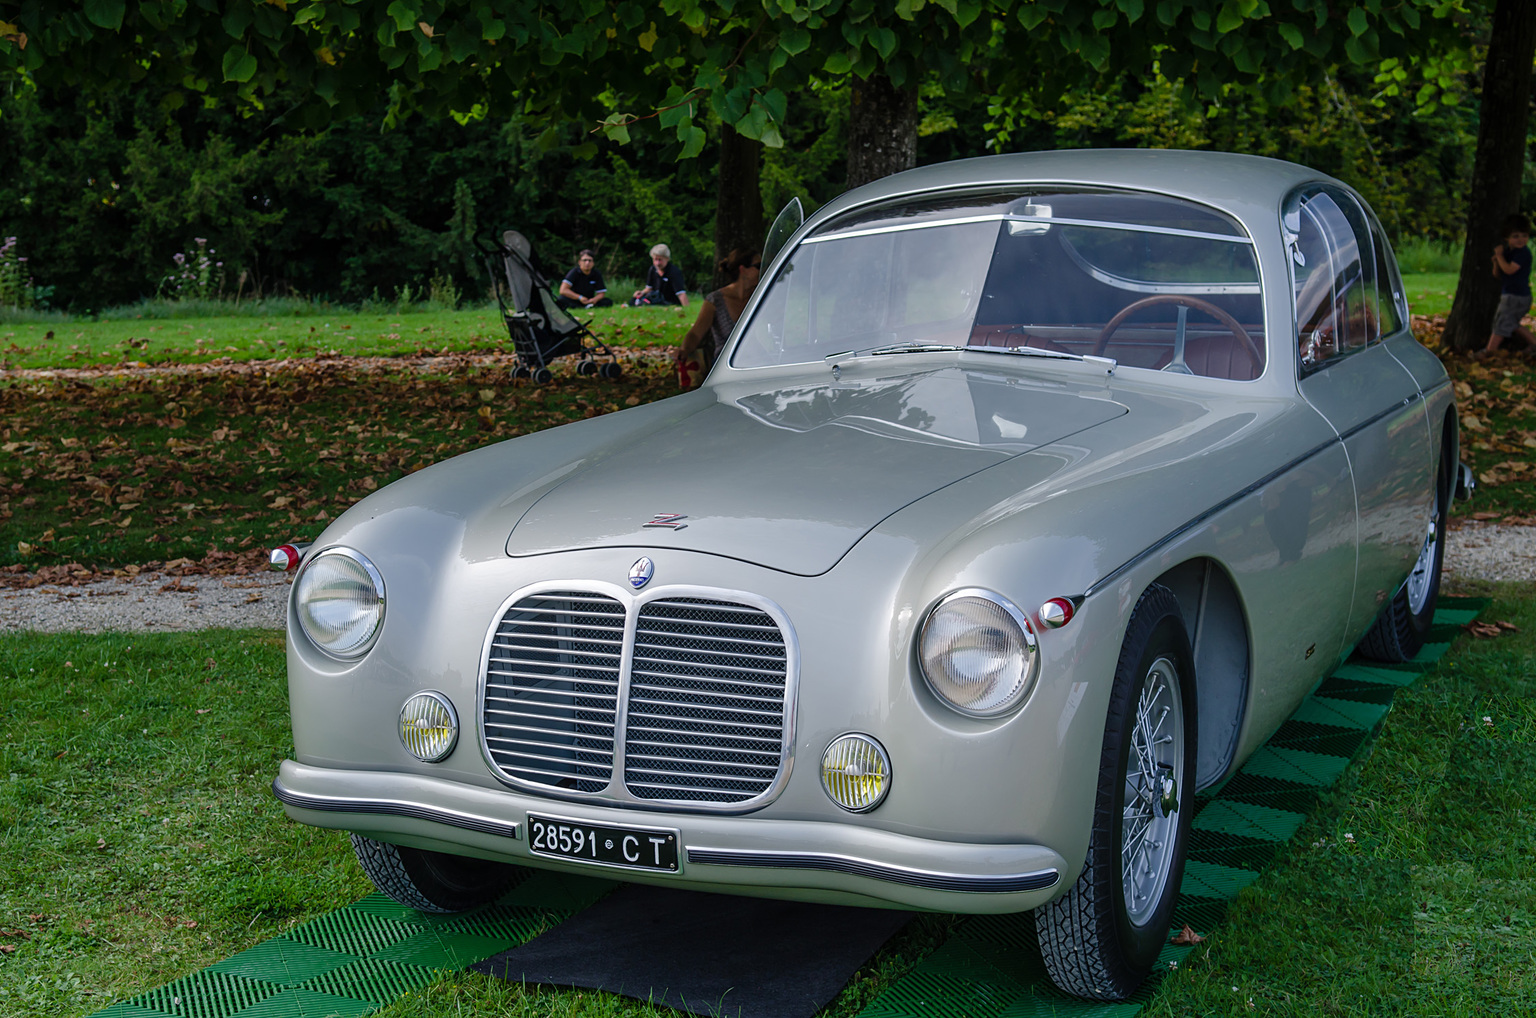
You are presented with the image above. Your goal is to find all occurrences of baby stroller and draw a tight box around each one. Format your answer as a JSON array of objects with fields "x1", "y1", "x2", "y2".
[{"x1": 482, "y1": 229, "x2": 622, "y2": 383}]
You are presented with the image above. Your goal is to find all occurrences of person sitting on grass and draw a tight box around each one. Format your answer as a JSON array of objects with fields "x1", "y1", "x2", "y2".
[
  {"x1": 556, "y1": 249, "x2": 612, "y2": 310},
  {"x1": 629, "y1": 244, "x2": 689, "y2": 307},
  {"x1": 1481, "y1": 213, "x2": 1536, "y2": 357}
]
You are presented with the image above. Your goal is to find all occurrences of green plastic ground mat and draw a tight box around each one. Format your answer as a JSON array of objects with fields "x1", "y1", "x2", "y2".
[
  {"x1": 853, "y1": 597, "x2": 1487, "y2": 1018},
  {"x1": 90, "y1": 871, "x2": 615, "y2": 1018}
]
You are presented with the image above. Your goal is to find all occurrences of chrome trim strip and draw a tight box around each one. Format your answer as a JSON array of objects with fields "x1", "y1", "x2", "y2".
[
  {"x1": 476, "y1": 579, "x2": 800, "y2": 815},
  {"x1": 685, "y1": 848, "x2": 1059, "y2": 893},
  {"x1": 271, "y1": 778, "x2": 521, "y2": 840}
]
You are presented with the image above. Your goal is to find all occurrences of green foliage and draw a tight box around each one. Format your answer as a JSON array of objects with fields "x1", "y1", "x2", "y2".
[
  {"x1": 0, "y1": 86, "x2": 721, "y2": 309},
  {"x1": 985, "y1": 63, "x2": 1477, "y2": 244}
]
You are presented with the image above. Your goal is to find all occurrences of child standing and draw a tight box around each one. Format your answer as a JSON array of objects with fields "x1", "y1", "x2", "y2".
[{"x1": 1482, "y1": 213, "x2": 1535, "y2": 356}]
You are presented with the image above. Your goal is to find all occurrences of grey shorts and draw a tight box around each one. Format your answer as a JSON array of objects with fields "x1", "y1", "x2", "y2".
[{"x1": 1493, "y1": 292, "x2": 1531, "y2": 336}]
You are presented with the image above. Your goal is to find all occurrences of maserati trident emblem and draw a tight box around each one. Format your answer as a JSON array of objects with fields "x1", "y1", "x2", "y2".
[
  {"x1": 628, "y1": 557, "x2": 654, "y2": 589},
  {"x1": 642, "y1": 513, "x2": 688, "y2": 530}
]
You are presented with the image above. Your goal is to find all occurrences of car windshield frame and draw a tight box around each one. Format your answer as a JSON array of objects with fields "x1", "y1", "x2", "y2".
[{"x1": 729, "y1": 186, "x2": 1267, "y2": 381}]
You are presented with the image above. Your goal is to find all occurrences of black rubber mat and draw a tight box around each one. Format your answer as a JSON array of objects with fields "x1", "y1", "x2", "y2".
[{"x1": 473, "y1": 884, "x2": 912, "y2": 1018}]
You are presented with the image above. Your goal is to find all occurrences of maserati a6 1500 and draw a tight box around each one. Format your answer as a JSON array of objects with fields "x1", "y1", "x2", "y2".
[{"x1": 274, "y1": 151, "x2": 1463, "y2": 999}]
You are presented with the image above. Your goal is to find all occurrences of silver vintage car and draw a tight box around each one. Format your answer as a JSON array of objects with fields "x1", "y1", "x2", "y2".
[{"x1": 274, "y1": 150, "x2": 1463, "y2": 1000}]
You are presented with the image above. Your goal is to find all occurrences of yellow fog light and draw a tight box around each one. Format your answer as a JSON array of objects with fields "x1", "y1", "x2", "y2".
[
  {"x1": 400, "y1": 691, "x2": 458, "y2": 762},
  {"x1": 821, "y1": 733, "x2": 891, "y2": 813}
]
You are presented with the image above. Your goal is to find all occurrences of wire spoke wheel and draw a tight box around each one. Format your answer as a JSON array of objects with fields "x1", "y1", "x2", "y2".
[
  {"x1": 1404, "y1": 505, "x2": 1438, "y2": 616},
  {"x1": 1120, "y1": 657, "x2": 1184, "y2": 925},
  {"x1": 1036, "y1": 583, "x2": 1195, "y2": 1001}
]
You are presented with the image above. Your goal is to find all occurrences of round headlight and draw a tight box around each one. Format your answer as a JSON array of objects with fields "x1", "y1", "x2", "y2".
[
  {"x1": 400, "y1": 691, "x2": 459, "y2": 762},
  {"x1": 919, "y1": 590, "x2": 1038, "y2": 717},
  {"x1": 294, "y1": 547, "x2": 385, "y2": 658},
  {"x1": 821, "y1": 734, "x2": 891, "y2": 812}
]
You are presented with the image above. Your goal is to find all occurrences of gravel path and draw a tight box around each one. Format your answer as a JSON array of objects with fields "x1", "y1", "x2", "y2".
[{"x1": 1, "y1": 525, "x2": 1528, "y2": 634}]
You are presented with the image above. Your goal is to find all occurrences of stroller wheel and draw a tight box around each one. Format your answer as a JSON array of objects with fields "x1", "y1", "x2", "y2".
[
  {"x1": 533, "y1": 367, "x2": 554, "y2": 385},
  {"x1": 599, "y1": 362, "x2": 623, "y2": 379},
  {"x1": 512, "y1": 365, "x2": 532, "y2": 380},
  {"x1": 576, "y1": 360, "x2": 598, "y2": 377}
]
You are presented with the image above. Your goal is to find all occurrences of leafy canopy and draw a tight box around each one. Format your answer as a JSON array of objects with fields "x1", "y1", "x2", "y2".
[{"x1": 0, "y1": 0, "x2": 1470, "y2": 152}]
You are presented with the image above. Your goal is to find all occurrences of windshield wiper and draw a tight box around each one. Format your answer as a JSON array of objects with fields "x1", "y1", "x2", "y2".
[{"x1": 859, "y1": 341, "x2": 1116, "y2": 373}]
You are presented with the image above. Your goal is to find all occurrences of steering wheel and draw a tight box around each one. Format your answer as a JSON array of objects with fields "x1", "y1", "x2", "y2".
[{"x1": 1092, "y1": 295, "x2": 1262, "y2": 372}]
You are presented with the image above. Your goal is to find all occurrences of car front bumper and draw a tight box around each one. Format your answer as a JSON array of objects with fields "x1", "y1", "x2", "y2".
[{"x1": 275, "y1": 760, "x2": 1066, "y2": 914}]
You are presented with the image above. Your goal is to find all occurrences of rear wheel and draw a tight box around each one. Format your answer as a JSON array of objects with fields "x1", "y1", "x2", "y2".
[
  {"x1": 1037, "y1": 584, "x2": 1196, "y2": 1000},
  {"x1": 1358, "y1": 442, "x2": 1451, "y2": 663},
  {"x1": 532, "y1": 367, "x2": 554, "y2": 385},
  {"x1": 350, "y1": 834, "x2": 522, "y2": 913},
  {"x1": 576, "y1": 359, "x2": 598, "y2": 377},
  {"x1": 599, "y1": 362, "x2": 623, "y2": 379}
]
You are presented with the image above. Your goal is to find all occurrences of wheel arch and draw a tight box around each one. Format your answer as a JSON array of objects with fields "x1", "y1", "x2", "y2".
[{"x1": 1149, "y1": 557, "x2": 1252, "y2": 791}]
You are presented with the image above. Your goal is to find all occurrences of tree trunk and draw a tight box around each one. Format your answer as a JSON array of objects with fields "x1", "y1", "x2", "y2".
[
  {"x1": 712, "y1": 124, "x2": 764, "y2": 287},
  {"x1": 846, "y1": 73, "x2": 919, "y2": 190},
  {"x1": 1440, "y1": 0, "x2": 1536, "y2": 352}
]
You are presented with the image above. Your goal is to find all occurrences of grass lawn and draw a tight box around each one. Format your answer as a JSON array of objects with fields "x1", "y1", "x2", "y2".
[
  {"x1": 2, "y1": 587, "x2": 1530, "y2": 1017},
  {"x1": 0, "y1": 305, "x2": 695, "y2": 371},
  {"x1": 1403, "y1": 272, "x2": 1456, "y2": 317}
]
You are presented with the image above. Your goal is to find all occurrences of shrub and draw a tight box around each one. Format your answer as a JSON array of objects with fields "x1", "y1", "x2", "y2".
[
  {"x1": 159, "y1": 238, "x2": 224, "y2": 301},
  {"x1": 0, "y1": 236, "x2": 35, "y2": 309}
]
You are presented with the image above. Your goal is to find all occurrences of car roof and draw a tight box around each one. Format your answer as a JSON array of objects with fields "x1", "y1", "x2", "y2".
[{"x1": 809, "y1": 149, "x2": 1337, "y2": 234}]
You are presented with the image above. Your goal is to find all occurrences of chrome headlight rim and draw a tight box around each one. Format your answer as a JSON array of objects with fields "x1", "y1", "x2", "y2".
[
  {"x1": 400, "y1": 690, "x2": 460, "y2": 763},
  {"x1": 820, "y1": 732, "x2": 893, "y2": 813},
  {"x1": 918, "y1": 587, "x2": 1039, "y2": 719},
  {"x1": 293, "y1": 545, "x2": 387, "y2": 660}
]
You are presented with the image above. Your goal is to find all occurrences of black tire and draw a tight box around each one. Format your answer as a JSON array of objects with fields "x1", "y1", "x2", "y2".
[
  {"x1": 532, "y1": 367, "x2": 553, "y2": 385},
  {"x1": 1036, "y1": 583, "x2": 1197, "y2": 1000},
  {"x1": 576, "y1": 359, "x2": 598, "y2": 377},
  {"x1": 350, "y1": 834, "x2": 522, "y2": 913},
  {"x1": 512, "y1": 364, "x2": 532, "y2": 380},
  {"x1": 1357, "y1": 440, "x2": 1451, "y2": 663},
  {"x1": 599, "y1": 361, "x2": 622, "y2": 379}
]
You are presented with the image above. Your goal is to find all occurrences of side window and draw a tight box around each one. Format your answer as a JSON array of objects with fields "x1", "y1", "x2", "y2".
[
  {"x1": 1285, "y1": 187, "x2": 1379, "y2": 373},
  {"x1": 1368, "y1": 212, "x2": 1407, "y2": 336}
]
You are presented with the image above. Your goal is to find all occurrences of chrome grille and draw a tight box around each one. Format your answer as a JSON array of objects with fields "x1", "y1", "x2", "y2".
[
  {"x1": 482, "y1": 591, "x2": 624, "y2": 793},
  {"x1": 624, "y1": 597, "x2": 789, "y2": 804},
  {"x1": 481, "y1": 588, "x2": 793, "y2": 809}
]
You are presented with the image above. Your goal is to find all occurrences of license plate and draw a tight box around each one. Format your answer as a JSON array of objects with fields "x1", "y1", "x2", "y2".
[{"x1": 527, "y1": 813, "x2": 679, "y2": 872}]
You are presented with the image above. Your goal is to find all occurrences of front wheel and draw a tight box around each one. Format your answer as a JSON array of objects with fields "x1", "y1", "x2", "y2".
[
  {"x1": 1036, "y1": 584, "x2": 1197, "y2": 1000},
  {"x1": 350, "y1": 834, "x2": 524, "y2": 913}
]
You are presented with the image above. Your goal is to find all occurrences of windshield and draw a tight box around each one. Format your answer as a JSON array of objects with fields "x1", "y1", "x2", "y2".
[{"x1": 732, "y1": 189, "x2": 1266, "y2": 380}]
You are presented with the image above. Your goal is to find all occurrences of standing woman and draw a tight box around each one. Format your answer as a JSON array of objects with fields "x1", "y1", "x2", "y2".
[{"x1": 676, "y1": 248, "x2": 762, "y2": 378}]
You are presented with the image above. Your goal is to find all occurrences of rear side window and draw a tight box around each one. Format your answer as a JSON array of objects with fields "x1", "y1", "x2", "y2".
[{"x1": 1285, "y1": 186, "x2": 1384, "y2": 373}]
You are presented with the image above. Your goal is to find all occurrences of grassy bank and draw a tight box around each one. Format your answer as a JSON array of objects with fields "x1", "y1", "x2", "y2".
[
  {"x1": 0, "y1": 305, "x2": 693, "y2": 370},
  {"x1": 2, "y1": 587, "x2": 1529, "y2": 1016}
]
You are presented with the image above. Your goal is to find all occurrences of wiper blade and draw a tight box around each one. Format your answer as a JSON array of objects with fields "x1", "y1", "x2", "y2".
[
  {"x1": 863, "y1": 342, "x2": 966, "y2": 356},
  {"x1": 860, "y1": 341, "x2": 1116, "y2": 373}
]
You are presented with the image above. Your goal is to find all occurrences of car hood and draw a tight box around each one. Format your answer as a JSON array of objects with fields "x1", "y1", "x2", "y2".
[{"x1": 504, "y1": 367, "x2": 1128, "y2": 575}]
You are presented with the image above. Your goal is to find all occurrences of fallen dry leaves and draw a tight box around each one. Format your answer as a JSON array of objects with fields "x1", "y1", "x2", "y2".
[
  {"x1": 0, "y1": 349, "x2": 680, "y2": 574},
  {"x1": 1463, "y1": 620, "x2": 1520, "y2": 638},
  {"x1": 1170, "y1": 924, "x2": 1206, "y2": 945}
]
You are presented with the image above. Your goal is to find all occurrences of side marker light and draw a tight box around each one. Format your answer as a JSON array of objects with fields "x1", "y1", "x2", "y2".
[{"x1": 1038, "y1": 597, "x2": 1076, "y2": 629}]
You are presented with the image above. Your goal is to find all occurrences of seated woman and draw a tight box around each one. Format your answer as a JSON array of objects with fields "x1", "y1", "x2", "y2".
[{"x1": 675, "y1": 249, "x2": 761, "y2": 377}]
